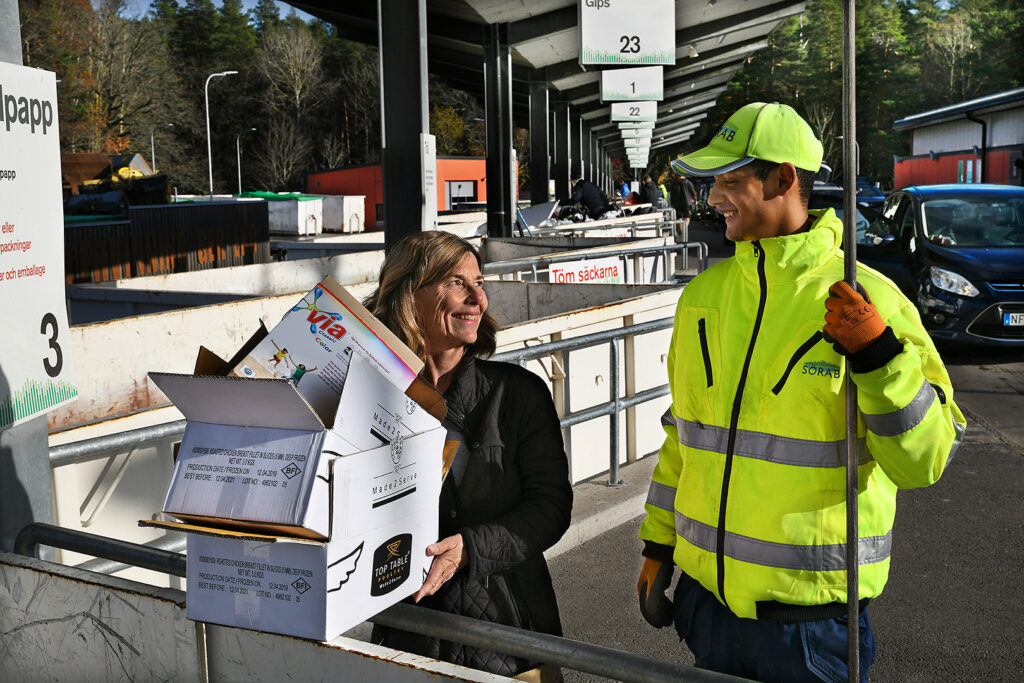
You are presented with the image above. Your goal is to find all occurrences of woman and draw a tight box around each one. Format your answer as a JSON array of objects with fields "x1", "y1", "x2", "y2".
[{"x1": 364, "y1": 231, "x2": 573, "y2": 681}]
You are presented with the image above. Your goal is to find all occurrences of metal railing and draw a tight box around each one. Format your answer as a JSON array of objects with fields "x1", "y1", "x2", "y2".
[
  {"x1": 14, "y1": 523, "x2": 744, "y2": 683},
  {"x1": 494, "y1": 317, "x2": 674, "y2": 485},
  {"x1": 483, "y1": 240, "x2": 707, "y2": 284},
  {"x1": 523, "y1": 213, "x2": 676, "y2": 239}
]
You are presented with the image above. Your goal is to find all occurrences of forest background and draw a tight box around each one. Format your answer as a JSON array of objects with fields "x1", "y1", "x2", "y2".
[{"x1": 18, "y1": 0, "x2": 1024, "y2": 195}]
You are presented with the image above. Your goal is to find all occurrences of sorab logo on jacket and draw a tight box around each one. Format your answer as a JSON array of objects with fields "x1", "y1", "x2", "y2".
[{"x1": 802, "y1": 361, "x2": 841, "y2": 379}]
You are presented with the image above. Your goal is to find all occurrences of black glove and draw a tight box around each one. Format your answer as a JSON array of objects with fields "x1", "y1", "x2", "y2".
[{"x1": 637, "y1": 557, "x2": 674, "y2": 628}]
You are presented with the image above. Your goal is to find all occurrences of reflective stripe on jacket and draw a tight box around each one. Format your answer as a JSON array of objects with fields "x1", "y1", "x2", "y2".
[{"x1": 639, "y1": 209, "x2": 966, "y2": 619}]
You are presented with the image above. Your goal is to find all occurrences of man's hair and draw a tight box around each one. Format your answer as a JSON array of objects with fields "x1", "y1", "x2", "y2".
[
  {"x1": 747, "y1": 159, "x2": 815, "y2": 204},
  {"x1": 363, "y1": 231, "x2": 497, "y2": 360}
]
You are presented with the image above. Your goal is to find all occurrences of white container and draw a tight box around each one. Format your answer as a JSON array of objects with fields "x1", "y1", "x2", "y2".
[
  {"x1": 321, "y1": 195, "x2": 365, "y2": 234},
  {"x1": 268, "y1": 196, "x2": 323, "y2": 236}
]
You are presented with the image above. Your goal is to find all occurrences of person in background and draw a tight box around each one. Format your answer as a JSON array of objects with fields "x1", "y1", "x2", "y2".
[
  {"x1": 620, "y1": 179, "x2": 632, "y2": 198},
  {"x1": 365, "y1": 231, "x2": 572, "y2": 683},
  {"x1": 658, "y1": 178, "x2": 670, "y2": 204},
  {"x1": 639, "y1": 175, "x2": 661, "y2": 205},
  {"x1": 571, "y1": 175, "x2": 613, "y2": 219},
  {"x1": 671, "y1": 175, "x2": 697, "y2": 234},
  {"x1": 638, "y1": 102, "x2": 965, "y2": 682}
]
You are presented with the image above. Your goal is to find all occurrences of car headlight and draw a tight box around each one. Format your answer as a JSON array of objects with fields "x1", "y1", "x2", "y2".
[{"x1": 929, "y1": 267, "x2": 979, "y2": 298}]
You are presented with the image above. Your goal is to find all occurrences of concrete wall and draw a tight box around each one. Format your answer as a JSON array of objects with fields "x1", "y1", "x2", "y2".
[{"x1": 0, "y1": 552, "x2": 507, "y2": 682}]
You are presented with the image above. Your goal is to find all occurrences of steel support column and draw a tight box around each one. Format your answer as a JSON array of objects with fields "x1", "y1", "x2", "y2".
[
  {"x1": 552, "y1": 101, "x2": 571, "y2": 201},
  {"x1": 484, "y1": 23, "x2": 514, "y2": 237},
  {"x1": 378, "y1": 0, "x2": 429, "y2": 251},
  {"x1": 569, "y1": 111, "x2": 582, "y2": 181},
  {"x1": 582, "y1": 127, "x2": 593, "y2": 182},
  {"x1": 529, "y1": 81, "x2": 551, "y2": 206}
]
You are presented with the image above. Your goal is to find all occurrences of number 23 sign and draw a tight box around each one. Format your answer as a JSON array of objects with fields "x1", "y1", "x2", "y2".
[{"x1": 579, "y1": 0, "x2": 676, "y2": 66}]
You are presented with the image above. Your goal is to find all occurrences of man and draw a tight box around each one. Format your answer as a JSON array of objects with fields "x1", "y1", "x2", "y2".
[
  {"x1": 636, "y1": 102, "x2": 966, "y2": 682},
  {"x1": 570, "y1": 175, "x2": 612, "y2": 219},
  {"x1": 671, "y1": 174, "x2": 697, "y2": 234}
]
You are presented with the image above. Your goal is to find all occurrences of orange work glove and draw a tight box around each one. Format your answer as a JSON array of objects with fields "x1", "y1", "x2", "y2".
[
  {"x1": 636, "y1": 558, "x2": 674, "y2": 628},
  {"x1": 823, "y1": 281, "x2": 886, "y2": 355}
]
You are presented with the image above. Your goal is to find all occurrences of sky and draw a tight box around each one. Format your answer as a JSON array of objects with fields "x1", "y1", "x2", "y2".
[{"x1": 123, "y1": 0, "x2": 316, "y2": 23}]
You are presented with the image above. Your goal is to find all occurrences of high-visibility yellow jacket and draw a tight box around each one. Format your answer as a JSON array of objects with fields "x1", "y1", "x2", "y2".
[{"x1": 639, "y1": 209, "x2": 966, "y2": 620}]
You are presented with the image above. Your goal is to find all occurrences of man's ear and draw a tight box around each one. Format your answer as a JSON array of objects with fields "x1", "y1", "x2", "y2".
[{"x1": 775, "y1": 162, "x2": 799, "y2": 198}]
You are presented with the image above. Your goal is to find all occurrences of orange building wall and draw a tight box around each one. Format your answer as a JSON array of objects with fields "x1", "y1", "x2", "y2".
[
  {"x1": 307, "y1": 158, "x2": 509, "y2": 231},
  {"x1": 894, "y1": 150, "x2": 1014, "y2": 189}
]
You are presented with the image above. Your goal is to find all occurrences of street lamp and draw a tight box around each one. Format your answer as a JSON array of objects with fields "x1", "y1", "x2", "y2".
[
  {"x1": 236, "y1": 127, "x2": 257, "y2": 195},
  {"x1": 149, "y1": 123, "x2": 174, "y2": 174},
  {"x1": 205, "y1": 70, "x2": 238, "y2": 199}
]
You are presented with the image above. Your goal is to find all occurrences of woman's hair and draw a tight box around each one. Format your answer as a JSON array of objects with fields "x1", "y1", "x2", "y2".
[{"x1": 363, "y1": 231, "x2": 497, "y2": 360}]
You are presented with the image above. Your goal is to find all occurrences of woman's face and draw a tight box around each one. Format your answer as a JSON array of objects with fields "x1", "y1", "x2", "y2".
[{"x1": 413, "y1": 252, "x2": 488, "y2": 354}]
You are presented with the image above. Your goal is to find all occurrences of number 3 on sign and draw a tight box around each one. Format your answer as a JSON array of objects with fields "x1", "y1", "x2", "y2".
[
  {"x1": 40, "y1": 312, "x2": 63, "y2": 377},
  {"x1": 619, "y1": 35, "x2": 640, "y2": 53}
]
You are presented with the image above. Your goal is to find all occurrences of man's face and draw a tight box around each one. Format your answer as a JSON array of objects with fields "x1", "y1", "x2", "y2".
[{"x1": 708, "y1": 165, "x2": 782, "y2": 242}]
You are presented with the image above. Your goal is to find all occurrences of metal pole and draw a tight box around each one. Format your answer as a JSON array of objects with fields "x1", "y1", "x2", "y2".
[
  {"x1": 236, "y1": 127, "x2": 256, "y2": 194},
  {"x1": 609, "y1": 339, "x2": 622, "y2": 485},
  {"x1": 205, "y1": 70, "x2": 237, "y2": 199},
  {"x1": 841, "y1": 0, "x2": 860, "y2": 680}
]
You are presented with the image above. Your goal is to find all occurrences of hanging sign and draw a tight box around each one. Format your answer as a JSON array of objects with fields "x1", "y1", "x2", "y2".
[
  {"x1": 619, "y1": 121, "x2": 655, "y2": 130},
  {"x1": 421, "y1": 133, "x2": 438, "y2": 231},
  {"x1": 0, "y1": 62, "x2": 77, "y2": 430},
  {"x1": 600, "y1": 66, "x2": 664, "y2": 102},
  {"x1": 618, "y1": 137, "x2": 651, "y2": 148},
  {"x1": 610, "y1": 101, "x2": 657, "y2": 123},
  {"x1": 621, "y1": 128, "x2": 653, "y2": 140},
  {"x1": 579, "y1": 0, "x2": 675, "y2": 66}
]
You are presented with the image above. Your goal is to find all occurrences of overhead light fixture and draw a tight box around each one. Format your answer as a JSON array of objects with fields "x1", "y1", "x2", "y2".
[{"x1": 688, "y1": 45, "x2": 699, "y2": 59}]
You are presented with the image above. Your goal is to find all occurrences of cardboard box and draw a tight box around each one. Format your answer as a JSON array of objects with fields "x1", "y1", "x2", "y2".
[
  {"x1": 229, "y1": 276, "x2": 445, "y2": 425},
  {"x1": 143, "y1": 281, "x2": 452, "y2": 641},
  {"x1": 148, "y1": 425, "x2": 442, "y2": 641}
]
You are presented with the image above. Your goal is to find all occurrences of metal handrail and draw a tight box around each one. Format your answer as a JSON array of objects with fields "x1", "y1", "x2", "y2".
[
  {"x1": 50, "y1": 319, "x2": 678, "y2": 487},
  {"x1": 13, "y1": 522, "x2": 744, "y2": 683},
  {"x1": 483, "y1": 240, "x2": 707, "y2": 281}
]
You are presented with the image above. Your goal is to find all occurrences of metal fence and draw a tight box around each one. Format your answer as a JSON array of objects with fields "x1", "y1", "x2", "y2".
[
  {"x1": 483, "y1": 241, "x2": 706, "y2": 284},
  {"x1": 14, "y1": 523, "x2": 744, "y2": 683}
]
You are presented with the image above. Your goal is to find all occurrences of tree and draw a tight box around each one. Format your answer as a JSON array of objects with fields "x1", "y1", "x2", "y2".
[
  {"x1": 252, "y1": 115, "x2": 312, "y2": 190},
  {"x1": 257, "y1": 24, "x2": 323, "y2": 123}
]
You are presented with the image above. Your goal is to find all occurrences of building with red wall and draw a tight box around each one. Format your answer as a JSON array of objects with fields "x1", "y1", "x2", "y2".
[
  {"x1": 893, "y1": 88, "x2": 1024, "y2": 189},
  {"x1": 307, "y1": 157, "x2": 493, "y2": 231}
]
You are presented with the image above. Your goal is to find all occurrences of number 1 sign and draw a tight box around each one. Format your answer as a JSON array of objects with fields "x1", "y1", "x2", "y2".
[
  {"x1": 600, "y1": 66, "x2": 664, "y2": 102},
  {"x1": 579, "y1": 0, "x2": 676, "y2": 66}
]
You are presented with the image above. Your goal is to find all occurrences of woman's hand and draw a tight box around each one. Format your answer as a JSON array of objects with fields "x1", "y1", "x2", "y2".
[{"x1": 413, "y1": 533, "x2": 468, "y2": 602}]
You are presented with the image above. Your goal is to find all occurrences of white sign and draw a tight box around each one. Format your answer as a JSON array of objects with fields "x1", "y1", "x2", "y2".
[
  {"x1": 624, "y1": 138, "x2": 650, "y2": 149},
  {"x1": 0, "y1": 62, "x2": 77, "y2": 430},
  {"x1": 421, "y1": 133, "x2": 438, "y2": 230},
  {"x1": 601, "y1": 66, "x2": 664, "y2": 102},
  {"x1": 579, "y1": 0, "x2": 675, "y2": 66},
  {"x1": 621, "y1": 128, "x2": 653, "y2": 140},
  {"x1": 630, "y1": 159, "x2": 648, "y2": 168},
  {"x1": 611, "y1": 101, "x2": 657, "y2": 122},
  {"x1": 549, "y1": 256, "x2": 623, "y2": 284},
  {"x1": 619, "y1": 121, "x2": 655, "y2": 130}
]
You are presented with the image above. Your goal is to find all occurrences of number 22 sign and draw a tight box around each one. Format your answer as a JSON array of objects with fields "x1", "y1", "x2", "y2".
[
  {"x1": 579, "y1": 0, "x2": 676, "y2": 66},
  {"x1": 610, "y1": 101, "x2": 658, "y2": 123}
]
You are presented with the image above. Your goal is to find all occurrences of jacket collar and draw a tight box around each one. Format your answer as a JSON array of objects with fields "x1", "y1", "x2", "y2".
[{"x1": 732, "y1": 208, "x2": 843, "y2": 284}]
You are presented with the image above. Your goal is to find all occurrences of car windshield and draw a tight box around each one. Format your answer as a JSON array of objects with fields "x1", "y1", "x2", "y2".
[{"x1": 921, "y1": 195, "x2": 1024, "y2": 248}]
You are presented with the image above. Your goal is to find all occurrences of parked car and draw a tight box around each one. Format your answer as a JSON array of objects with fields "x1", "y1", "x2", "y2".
[
  {"x1": 852, "y1": 184, "x2": 1024, "y2": 346},
  {"x1": 810, "y1": 177, "x2": 886, "y2": 210}
]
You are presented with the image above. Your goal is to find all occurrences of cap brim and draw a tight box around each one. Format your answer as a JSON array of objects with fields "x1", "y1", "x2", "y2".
[{"x1": 671, "y1": 155, "x2": 754, "y2": 177}]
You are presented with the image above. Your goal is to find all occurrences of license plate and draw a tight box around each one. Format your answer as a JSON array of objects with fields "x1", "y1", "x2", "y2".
[{"x1": 1004, "y1": 312, "x2": 1024, "y2": 326}]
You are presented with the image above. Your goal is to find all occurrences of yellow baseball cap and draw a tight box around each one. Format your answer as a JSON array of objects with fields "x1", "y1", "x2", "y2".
[{"x1": 671, "y1": 102, "x2": 823, "y2": 177}]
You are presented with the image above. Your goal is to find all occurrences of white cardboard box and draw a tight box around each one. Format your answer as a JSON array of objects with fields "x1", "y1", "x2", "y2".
[
  {"x1": 147, "y1": 355, "x2": 445, "y2": 640},
  {"x1": 229, "y1": 276, "x2": 444, "y2": 426}
]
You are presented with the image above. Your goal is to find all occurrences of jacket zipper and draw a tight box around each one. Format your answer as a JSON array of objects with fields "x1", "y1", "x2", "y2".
[
  {"x1": 716, "y1": 241, "x2": 767, "y2": 608},
  {"x1": 771, "y1": 332, "x2": 824, "y2": 395},
  {"x1": 698, "y1": 318, "x2": 714, "y2": 387}
]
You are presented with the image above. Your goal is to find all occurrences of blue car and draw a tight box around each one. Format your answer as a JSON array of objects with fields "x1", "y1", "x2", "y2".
[{"x1": 854, "y1": 184, "x2": 1024, "y2": 347}]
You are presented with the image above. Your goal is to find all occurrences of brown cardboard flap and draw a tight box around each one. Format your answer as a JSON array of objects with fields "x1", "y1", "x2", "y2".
[
  {"x1": 193, "y1": 322, "x2": 269, "y2": 376},
  {"x1": 442, "y1": 440, "x2": 458, "y2": 483},
  {"x1": 405, "y1": 376, "x2": 447, "y2": 422},
  {"x1": 141, "y1": 516, "x2": 326, "y2": 543}
]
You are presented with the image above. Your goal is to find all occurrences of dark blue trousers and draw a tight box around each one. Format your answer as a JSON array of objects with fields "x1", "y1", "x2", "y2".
[{"x1": 672, "y1": 573, "x2": 875, "y2": 683}]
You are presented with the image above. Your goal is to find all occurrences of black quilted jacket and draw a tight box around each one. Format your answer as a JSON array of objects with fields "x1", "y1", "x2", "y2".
[{"x1": 373, "y1": 356, "x2": 573, "y2": 675}]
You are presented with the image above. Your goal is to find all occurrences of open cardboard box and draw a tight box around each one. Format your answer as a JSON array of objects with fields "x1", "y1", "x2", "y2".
[{"x1": 142, "y1": 278, "x2": 451, "y2": 641}]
